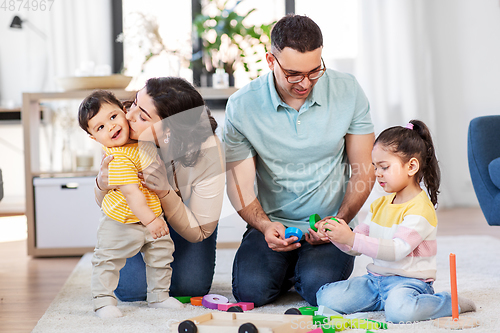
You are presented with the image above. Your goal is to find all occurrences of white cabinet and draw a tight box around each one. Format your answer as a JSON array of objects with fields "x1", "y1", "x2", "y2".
[{"x1": 33, "y1": 176, "x2": 101, "y2": 249}]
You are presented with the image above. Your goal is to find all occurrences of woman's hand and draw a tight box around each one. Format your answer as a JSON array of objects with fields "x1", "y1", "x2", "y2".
[
  {"x1": 96, "y1": 154, "x2": 117, "y2": 191},
  {"x1": 139, "y1": 155, "x2": 172, "y2": 198}
]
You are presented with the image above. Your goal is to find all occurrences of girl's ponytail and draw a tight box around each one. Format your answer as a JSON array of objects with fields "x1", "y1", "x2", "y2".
[{"x1": 409, "y1": 120, "x2": 441, "y2": 207}]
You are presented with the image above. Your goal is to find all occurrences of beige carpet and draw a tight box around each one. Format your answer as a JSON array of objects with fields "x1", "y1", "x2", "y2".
[{"x1": 33, "y1": 236, "x2": 499, "y2": 332}]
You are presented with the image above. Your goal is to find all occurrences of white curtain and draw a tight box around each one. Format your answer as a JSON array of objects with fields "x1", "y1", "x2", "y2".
[
  {"x1": 44, "y1": 0, "x2": 113, "y2": 91},
  {"x1": 354, "y1": 0, "x2": 460, "y2": 207},
  {"x1": 355, "y1": 0, "x2": 436, "y2": 135},
  {"x1": 0, "y1": 0, "x2": 112, "y2": 100}
]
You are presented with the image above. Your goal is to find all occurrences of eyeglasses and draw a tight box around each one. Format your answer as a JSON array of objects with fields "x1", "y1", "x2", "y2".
[{"x1": 271, "y1": 53, "x2": 326, "y2": 84}]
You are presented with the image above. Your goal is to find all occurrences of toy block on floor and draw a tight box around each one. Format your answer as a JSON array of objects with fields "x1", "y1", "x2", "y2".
[
  {"x1": 315, "y1": 305, "x2": 342, "y2": 317},
  {"x1": 217, "y1": 301, "x2": 254, "y2": 311},
  {"x1": 306, "y1": 328, "x2": 323, "y2": 333}
]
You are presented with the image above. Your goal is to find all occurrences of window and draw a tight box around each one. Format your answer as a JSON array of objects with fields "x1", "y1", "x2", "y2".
[{"x1": 296, "y1": 0, "x2": 358, "y2": 73}]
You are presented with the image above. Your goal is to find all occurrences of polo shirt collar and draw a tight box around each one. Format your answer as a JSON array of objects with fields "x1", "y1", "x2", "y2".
[
  {"x1": 268, "y1": 72, "x2": 286, "y2": 111},
  {"x1": 310, "y1": 74, "x2": 326, "y2": 107}
]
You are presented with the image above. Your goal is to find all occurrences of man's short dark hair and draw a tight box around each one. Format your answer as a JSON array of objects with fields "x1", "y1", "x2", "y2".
[
  {"x1": 78, "y1": 90, "x2": 124, "y2": 134},
  {"x1": 271, "y1": 14, "x2": 323, "y2": 53}
]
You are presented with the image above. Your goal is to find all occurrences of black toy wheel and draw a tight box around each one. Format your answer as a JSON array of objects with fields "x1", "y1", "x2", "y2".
[
  {"x1": 228, "y1": 305, "x2": 244, "y2": 312},
  {"x1": 178, "y1": 319, "x2": 197, "y2": 333},
  {"x1": 284, "y1": 307, "x2": 302, "y2": 315},
  {"x1": 239, "y1": 322, "x2": 258, "y2": 333}
]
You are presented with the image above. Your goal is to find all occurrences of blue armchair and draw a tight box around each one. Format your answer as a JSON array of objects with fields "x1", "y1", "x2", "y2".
[{"x1": 468, "y1": 115, "x2": 500, "y2": 226}]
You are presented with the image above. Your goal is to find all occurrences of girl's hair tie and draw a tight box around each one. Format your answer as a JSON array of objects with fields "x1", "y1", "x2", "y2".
[{"x1": 405, "y1": 123, "x2": 414, "y2": 130}]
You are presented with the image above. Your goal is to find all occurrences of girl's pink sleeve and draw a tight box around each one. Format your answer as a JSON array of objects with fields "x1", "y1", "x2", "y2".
[{"x1": 330, "y1": 217, "x2": 371, "y2": 255}]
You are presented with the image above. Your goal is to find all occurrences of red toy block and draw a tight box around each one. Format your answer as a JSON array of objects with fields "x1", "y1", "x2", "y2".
[
  {"x1": 217, "y1": 303, "x2": 238, "y2": 311},
  {"x1": 217, "y1": 302, "x2": 255, "y2": 311}
]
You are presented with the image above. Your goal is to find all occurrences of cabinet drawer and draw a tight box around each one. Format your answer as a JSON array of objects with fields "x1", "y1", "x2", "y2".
[{"x1": 33, "y1": 176, "x2": 101, "y2": 249}]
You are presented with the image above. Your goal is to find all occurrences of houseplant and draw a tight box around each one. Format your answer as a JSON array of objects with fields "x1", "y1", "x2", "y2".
[{"x1": 193, "y1": 0, "x2": 275, "y2": 83}]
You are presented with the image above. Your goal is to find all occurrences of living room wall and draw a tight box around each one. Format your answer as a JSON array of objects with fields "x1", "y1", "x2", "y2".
[{"x1": 426, "y1": 0, "x2": 500, "y2": 206}]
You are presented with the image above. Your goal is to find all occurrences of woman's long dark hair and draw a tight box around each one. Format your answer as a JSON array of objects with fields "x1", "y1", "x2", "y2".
[
  {"x1": 144, "y1": 77, "x2": 218, "y2": 167},
  {"x1": 374, "y1": 119, "x2": 441, "y2": 207}
]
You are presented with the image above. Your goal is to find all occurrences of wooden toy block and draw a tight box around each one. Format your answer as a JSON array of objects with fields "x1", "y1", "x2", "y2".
[
  {"x1": 174, "y1": 296, "x2": 192, "y2": 304},
  {"x1": 313, "y1": 315, "x2": 329, "y2": 326},
  {"x1": 285, "y1": 227, "x2": 303, "y2": 243},
  {"x1": 218, "y1": 303, "x2": 238, "y2": 311},
  {"x1": 218, "y1": 302, "x2": 254, "y2": 312},
  {"x1": 306, "y1": 328, "x2": 323, "y2": 333},
  {"x1": 309, "y1": 214, "x2": 334, "y2": 232},
  {"x1": 170, "y1": 312, "x2": 315, "y2": 333},
  {"x1": 309, "y1": 214, "x2": 321, "y2": 232},
  {"x1": 190, "y1": 296, "x2": 203, "y2": 306},
  {"x1": 318, "y1": 325, "x2": 336, "y2": 333},
  {"x1": 299, "y1": 306, "x2": 318, "y2": 315},
  {"x1": 433, "y1": 253, "x2": 480, "y2": 329},
  {"x1": 327, "y1": 318, "x2": 350, "y2": 331},
  {"x1": 349, "y1": 318, "x2": 379, "y2": 330},
  {"x1": 202, "y1": 294, "x2": 229, "y2": 309},
  {"x1": 315, "y1": 305, "x2": 342, "y2": 317}
]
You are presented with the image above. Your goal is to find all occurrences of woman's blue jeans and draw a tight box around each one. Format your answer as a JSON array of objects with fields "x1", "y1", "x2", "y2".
[
  {"x1": 316, "y1": 273, "x2": 454, "y2": 323},
  {"x1": 114, "y1": 225, "x2": 217, "y2": 301},
  {"x1": 232, "y1": 227, "x2": 354, "y2": 307}
]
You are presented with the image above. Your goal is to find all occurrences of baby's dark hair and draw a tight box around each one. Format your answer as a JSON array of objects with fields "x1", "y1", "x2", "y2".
[
  {"x1": 78, "y1": 90, "x2": 124, "y2": 134},
  {"x1": 374, "y1": 119, "x2": 441, "y2": 207}
]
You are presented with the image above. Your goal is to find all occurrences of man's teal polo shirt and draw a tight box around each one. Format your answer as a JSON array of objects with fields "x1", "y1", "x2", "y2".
[{"x1": 224, "y1": 69, "x2": 374, "y2": 233}]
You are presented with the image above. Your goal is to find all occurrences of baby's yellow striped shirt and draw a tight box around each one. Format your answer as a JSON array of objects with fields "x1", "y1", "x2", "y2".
[{"x1": 101, "y1": 142, "x2": 162, "y2": 223}]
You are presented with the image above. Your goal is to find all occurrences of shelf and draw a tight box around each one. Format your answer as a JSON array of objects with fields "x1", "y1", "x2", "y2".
[
  {"x1": 34, "y1": 171, "x2": 98, "y2": 178},
  {"x1": 22, "y1": 88, "x2": 237, "y2": 257}
]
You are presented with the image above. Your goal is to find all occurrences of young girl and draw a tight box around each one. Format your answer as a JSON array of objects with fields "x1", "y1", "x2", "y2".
[{"x1": 316, "y1": 120, "x2": 476, "y2": 323}]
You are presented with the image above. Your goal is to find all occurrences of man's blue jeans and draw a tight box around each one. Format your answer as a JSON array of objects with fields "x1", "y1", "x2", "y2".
[
  {"x1": 232, "y1": 227, "x2": 354, "y2": 307},
  {"x1": 317, "y1": 273, "x2": 454, "y2": 323},
  {"x1": 114, "y1": 225, "x2": 217, "y2": 301}
]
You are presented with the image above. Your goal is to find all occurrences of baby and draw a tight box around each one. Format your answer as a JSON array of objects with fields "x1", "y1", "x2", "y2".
[{"x1": 78, "y1": 90, "x2": 183, "y2": 318}]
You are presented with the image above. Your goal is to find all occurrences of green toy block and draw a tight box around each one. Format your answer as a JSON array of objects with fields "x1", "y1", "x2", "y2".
[
  {"x1": 173, "y1": 296, "x2": 192, "y2": 303},
  {"x1": 313, "y1": 315, "x2": 329, "y2": 325},
  {"x1": 328, "y1": 318, "x2": 350, "y2": 331},
  {"x1": 299, "y1": 306, "x2": 318, "y2": 316},
  {"x1": 349, "y1": 319, "x2": 379, "y2": 330},
  {"x1": 309, "y1": 214, "x2": 321, "y2": 232},
  {"x1": 309, "y1": 213, "x2": 335, "y2": 232},
  {"x1": 329, "y1": 315, "x2": 344, "y2": 320},
  {"x1": 367, "y1": 319, "x2": 387, "y2": 329},
  {"x1": 319, "y1": 324, "x2": 336, "y2": 333}
]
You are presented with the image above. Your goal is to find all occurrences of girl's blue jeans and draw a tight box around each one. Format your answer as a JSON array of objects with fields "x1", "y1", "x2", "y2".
[
  {"x1": 114, "y1": 225, "x2": 217, "y2": 301},
  {"x1": 316, "y1": 273, "x2": 454, "y2": 323}
]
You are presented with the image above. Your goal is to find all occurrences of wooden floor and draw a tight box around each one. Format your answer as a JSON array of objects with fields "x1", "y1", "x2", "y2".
[{"x1": 1, "y1": 207, "x2": 500, "y2": 332}]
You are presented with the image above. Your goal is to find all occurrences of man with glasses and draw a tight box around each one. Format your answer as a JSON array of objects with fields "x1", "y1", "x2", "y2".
[{"x1": 224, "y1": 14, "x2": 375, "y2": 307}]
